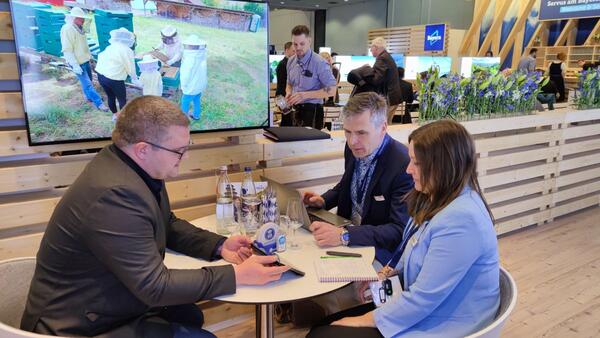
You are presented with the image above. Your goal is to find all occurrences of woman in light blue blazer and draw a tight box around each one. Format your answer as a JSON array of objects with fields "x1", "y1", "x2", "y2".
[{"x1": 308, "y1": 119, "x2": 500, "y2": 338}]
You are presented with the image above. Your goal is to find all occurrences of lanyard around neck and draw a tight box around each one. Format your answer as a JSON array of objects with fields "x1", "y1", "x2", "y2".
[
  {"x1": 386, "y1": 219, "x2": 422, "y2": 269},
  {"x1": 354, "y1": 135, "x2": 389, "y2": 205}
]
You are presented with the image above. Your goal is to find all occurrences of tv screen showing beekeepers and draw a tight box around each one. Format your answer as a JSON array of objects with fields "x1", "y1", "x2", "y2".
[{"x1": 9, "y1": 0, "x2": 269, "y2": 145}]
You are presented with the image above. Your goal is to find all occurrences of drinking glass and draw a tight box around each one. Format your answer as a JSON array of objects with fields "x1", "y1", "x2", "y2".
[
  {"x1": 225, "y1": 199, "x2": 245, "y2": 236},
  {"x1": 279, "y1": 215, "x2": 290, "y2": 235},
  {"x1": 286, "y1": 198, "x2": 303, "y2": 249}
]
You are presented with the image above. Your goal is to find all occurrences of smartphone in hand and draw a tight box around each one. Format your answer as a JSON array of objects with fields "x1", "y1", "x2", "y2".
[{"x1": 251, "y1": 241, "x2": 305, "y2": 276}]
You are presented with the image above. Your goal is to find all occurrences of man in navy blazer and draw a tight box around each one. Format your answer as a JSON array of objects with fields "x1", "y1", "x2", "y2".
[{"x1": 304, "y1": 92, "x2": 413, "y2": 263}]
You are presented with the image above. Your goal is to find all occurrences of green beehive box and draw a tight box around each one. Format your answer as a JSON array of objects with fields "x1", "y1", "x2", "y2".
[
  {"x1": 35, "y1": 8, "x2": 66, "y2": 21},
  {"x1": 40, "y1": 36, "x2": 63, "y2": 56},
  {"x1": 94, "y1": 9, "x2": 134, "y2": 54},
  {"x1": 94, "y1": 9, "x2": 133, "y2": 18},
  {"x1": 162, "y1": 68, "x2": 180, "y2": 89}
]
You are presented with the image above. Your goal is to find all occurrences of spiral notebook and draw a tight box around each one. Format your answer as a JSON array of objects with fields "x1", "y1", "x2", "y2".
[{"x1": 314, "y1": 258, "x2": 379, "y2": 282}]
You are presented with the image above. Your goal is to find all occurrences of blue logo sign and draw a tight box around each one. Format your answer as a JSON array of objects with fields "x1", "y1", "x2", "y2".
[
  {"x1": 424, "y1": 24, "x2": 446, "y2": 52},
  {"x1": 265, "y1": 228, "x2": 275, "y2": 240}
]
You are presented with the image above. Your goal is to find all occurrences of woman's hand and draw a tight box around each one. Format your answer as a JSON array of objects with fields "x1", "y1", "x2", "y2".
[{"x1": 357, "y1": 281, "x2": 371, "y2": 303}]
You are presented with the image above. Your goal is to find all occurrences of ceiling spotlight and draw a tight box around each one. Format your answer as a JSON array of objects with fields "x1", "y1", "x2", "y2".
[
  {"x1": 315, "y1": 4, "x2": 320, "y2": 7},
  {"x1": 280, "y1": 1, "x2": 284, "y2": 3}
]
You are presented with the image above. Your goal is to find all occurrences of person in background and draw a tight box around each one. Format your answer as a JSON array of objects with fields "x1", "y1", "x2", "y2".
[
  {"x1": 137, "y1": 55, "x2": 163, "y2": 97},
  {"x1": 286, "y1": 25, "x2": 337, "y2": 129},
  {"x1": 308, "y1": 119, "x2": 500, "y2": 338},
  {"x1": 518, "y1": 48, "x2": 537, "y2": 72},
  {"x1": 577, "y1": 59, "x2": 594, "y2": 71},
  {"x1": 485, "y1": 50, "x2": 493, "y2": 57},
  {"x1": 154, "y1": 26, "x2": 183, "y2": 67},
  {"x1": 60, "y1": 7, "x2": 109, "y2": 112},
  {"x1": 95, "y1": 27, "x2": 139, "y2": 121},
  {"x1": 276, "y1": 42, "x2": 294, "y2": 97},
  {"x1": 319, "y1": 51, "x2": 340, "y2": 106},
  {"x1": 180, "y1": 35, "x2": 208, "y2": 121},
  {"x1": 276, "y1": 42, "x2": 294, "y2": 126},
  {"x1": 548, "y1": 52, "x2": 567, "y2": 103},
  {"x1": 536, "y1": 69, "x2": 557, "y2": 111},
  {"x1": 21, "y1": 96, "x2": 288, "y2": 338},
  {"x1": 397, "y1": 67, "x2": 414, "y2": 124},
  {"x1": 363, "y1": 37, "x2": 402, "y2": 124}
]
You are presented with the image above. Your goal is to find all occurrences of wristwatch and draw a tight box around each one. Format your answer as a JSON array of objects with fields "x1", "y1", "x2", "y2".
[{"x1": 340, "y1": 228, "x2": 350, "y2": 246}]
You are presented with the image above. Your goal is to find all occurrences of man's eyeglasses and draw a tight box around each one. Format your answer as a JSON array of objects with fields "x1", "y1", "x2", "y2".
[{"x1": 143, "y1": 140, "x2": 190, "y2": 160}]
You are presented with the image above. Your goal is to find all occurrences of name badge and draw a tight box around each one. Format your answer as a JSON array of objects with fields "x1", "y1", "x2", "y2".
[
  {"x1": 374, "y1": 195, "x2": 385, "y2": 202},
  {"x1": 409, "y1": 234, "x2": 418, "y2": 247},
  {"x1": 368, "y1": 277, "x2": 402, "y2": 307}
]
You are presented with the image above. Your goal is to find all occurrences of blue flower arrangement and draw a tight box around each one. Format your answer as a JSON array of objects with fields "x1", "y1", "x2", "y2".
[
  {"x1": 417, "y1": 67, "x2": 547, "y2": 122},
  {"x1": 575, "y1": 69, "x2": 600, "y2": 110}
]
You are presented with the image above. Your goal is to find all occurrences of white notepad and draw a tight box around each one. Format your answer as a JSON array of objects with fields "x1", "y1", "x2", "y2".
[{"x1": 314, "y1": 257, "x2": 379, "y2": 282}]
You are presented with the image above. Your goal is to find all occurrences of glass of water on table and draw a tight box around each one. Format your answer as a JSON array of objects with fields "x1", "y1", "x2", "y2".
[
  {"x1": 226, "y1": 199, "x2": 245, "y2": 236},
  {"x1": 286, "y1": 198, "x2": 303, "y2": 249}
]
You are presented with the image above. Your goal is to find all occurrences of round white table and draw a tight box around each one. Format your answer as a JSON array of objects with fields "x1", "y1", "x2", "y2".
[{"x1": 163, "y1": 215, "x2": 375, "y2": 338}]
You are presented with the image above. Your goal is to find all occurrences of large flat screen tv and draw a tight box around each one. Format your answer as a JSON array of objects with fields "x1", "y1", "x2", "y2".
[
  {"x1": 404, "y1": 56, "x2": 452, "y2": 80},
  {"x1": 460, "y1": 57, "x2": 501, "y2": 78},
  {"x1": 10, "y1": 0, "x2": 269, "y2": 145}
]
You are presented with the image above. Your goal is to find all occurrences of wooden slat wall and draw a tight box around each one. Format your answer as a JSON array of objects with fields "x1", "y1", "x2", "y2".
[
  {"x1": 4, "y1": 108, "x2": 600, "y2": 243},
  {"x1": 260, "y1": 110, "x2": 600, "y2": 236},
  {"x1": 368, "y1": 24, "x2": 450, "y2": 56}
]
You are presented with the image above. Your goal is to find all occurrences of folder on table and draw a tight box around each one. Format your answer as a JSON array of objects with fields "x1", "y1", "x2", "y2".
[
  {"x1": 263, "y1": 127, "x2": 330, "y2": 142},
  {"x1": 314, "y1": 257, "x2": 379, "y2": 282}
]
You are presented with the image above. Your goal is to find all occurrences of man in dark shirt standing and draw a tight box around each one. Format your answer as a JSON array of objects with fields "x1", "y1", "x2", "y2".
[
  {"x1": 21, "y1": 96, "x2": 288, "y2": 338},
  {"x1": 276, "y1": 41, "x2": 294, "y2": 126}
]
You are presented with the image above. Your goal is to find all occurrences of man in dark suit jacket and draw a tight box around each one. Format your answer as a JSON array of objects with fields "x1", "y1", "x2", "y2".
[
  {"x1": 275, "y1": 41, "x2": 294, "y2": 97},
  {"x1": 21, "y1": 96, "x2": 287, "y2": 338},
  {"x1": 304, "y1": 92, "x2": 414, "y2": 264},
  {"x1": 364, "y1": 37, "x2": 402, "y2": 124}
]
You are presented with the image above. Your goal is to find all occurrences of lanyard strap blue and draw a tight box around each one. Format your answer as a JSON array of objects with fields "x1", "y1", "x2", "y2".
[
  {"x1": 386, "y1": 219, "x2": 421, "y2": 268},
  {"x1": 354, "y1": 134, "x2": 390, "y2": 207}
]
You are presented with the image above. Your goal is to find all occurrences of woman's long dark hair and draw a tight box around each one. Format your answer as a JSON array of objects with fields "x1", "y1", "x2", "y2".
[{"x1": 405, "y1": 119, "x2": 493, "y2": 226}]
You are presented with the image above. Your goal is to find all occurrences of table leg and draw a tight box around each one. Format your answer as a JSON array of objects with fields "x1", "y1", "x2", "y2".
[{"x1": 255, "y1": 303, "x2": 274, "y2": 338}]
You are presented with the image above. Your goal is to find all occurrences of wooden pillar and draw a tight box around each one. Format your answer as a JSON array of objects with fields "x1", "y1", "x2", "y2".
[{"x1": 478, "y1": 0, "x2": 513, "y2": 56}]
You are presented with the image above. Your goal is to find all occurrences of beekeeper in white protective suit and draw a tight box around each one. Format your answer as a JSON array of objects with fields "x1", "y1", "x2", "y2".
[
  {"x1": 180, "y1": 35, "x2": 207, "y2": 120},
  {"x1": 95, "y1": 27, "x2": 140, "y2": 121},
  {"x1": 137, "y1": 54, "x2": 163, "y2": 97},
  {"x1": 153, "y1": 26, "x2": 183, "y2": 67},
  {"x1": 60, "y1": 7, "x2": 109, "y2": 112}
]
